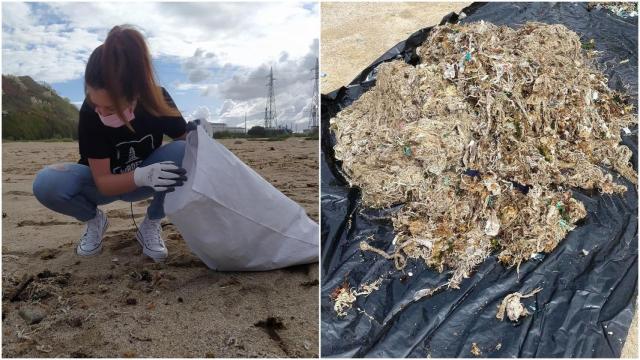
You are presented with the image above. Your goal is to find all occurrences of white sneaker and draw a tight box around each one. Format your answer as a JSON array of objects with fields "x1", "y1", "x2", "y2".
[
  {"x1": 76, "y1": 208, "x2": 109, "y2": 256},
  {"x1": 135, "y1": 216, "x2": 168, "y2": 262}
]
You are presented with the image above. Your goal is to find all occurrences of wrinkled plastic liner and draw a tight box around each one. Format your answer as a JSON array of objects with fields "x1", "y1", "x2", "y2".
[{"x1": 320, "y1": 2, "x2": 637, "y2": 358}]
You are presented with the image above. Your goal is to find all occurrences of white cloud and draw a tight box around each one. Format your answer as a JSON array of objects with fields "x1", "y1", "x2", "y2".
[
  {"x1": 212, "y1": 39, "x2": 319, "y2": 130},
  {"x1": 2, "y1": 3, "x2": 102, "y2": 83},
  {"x1": 186, "y1": 106, "x2": 212, "y2": 122},
  {"x1": 2, "y1": 2, "x2": 318, "y2": 84},
  {"x1": 2, "y1": 2, "x2": 33, "y2": 29},
  {"x1": 182, "y1": 48, "x2": 219, "y2": 83},
  {"x1": 175, "y1": 83, "x2": 209, "y2": 91},
  {"x1": 2, "y1": 2, "x2": 318, "y2": 129}
]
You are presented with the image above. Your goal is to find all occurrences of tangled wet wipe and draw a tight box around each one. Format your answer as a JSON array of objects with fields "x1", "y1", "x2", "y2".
[{"x1": 330, "y1": 21, "x2": 637, "y2": 301}]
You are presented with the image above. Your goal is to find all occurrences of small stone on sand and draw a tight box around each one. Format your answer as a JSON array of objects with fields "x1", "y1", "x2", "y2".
[{"x1": 18, "y1": 306, "x2": 46, "y2": 325}]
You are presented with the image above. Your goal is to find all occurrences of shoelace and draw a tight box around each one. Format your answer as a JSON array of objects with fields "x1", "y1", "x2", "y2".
[
  {"x1": 83, "y1": 213, "x2": 104, "y2": 246},
  {"x1": 130, "y1": 203, "x2": 163, "y2": 247},
  {"x1": 141, "y1": 219, "x2": 163, "y2": 246}
]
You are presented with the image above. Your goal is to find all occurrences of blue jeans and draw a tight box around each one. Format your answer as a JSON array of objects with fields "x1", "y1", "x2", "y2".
[{"x1": 33, "y1": 140, "x2": 185, "y2": 222}]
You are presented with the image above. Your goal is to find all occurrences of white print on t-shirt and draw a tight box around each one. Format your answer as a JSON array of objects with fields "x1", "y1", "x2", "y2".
[{"x1": 112, "y1": 134, "x2": 155, "y2": 174}]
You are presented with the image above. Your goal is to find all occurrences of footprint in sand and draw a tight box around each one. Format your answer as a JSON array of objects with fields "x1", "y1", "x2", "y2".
[
  {"x1": 104, "y1": 230, "x2": 138, "y2": 251},
  {"x1": 106, "y1": 209, "x2": 145, "y2": 220},
  {"x1": 4, "y1": 190, "x2": 32, "y2": 196},
  {"x1": 35, "y1": 248, "x2": 62, "y2": 260},
  {"x1": 17, "y1": 220, "x2": 76, "y2": 227}
]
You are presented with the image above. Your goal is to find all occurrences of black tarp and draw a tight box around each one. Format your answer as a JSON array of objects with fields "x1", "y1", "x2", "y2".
[{"x1": 320, "y1": 2, "x2": 638, "y2": 357}]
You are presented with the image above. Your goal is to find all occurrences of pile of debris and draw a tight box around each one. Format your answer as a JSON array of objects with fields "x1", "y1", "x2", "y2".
[
  {"x1": 330, "y1": 278, "x2": 383, "y2": 317},
  {"x1": 331, "y1": 22, "x2": 636, "y2": 290},
  {"x1": 6, "y1": 270, "x2": 71, "y2": 303},
  {"x1": 588, "y1": 2, "x2": 638, "y2": 18}
]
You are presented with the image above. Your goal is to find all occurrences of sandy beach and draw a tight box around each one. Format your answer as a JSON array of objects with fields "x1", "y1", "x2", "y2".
[
  {"x1": 1, "y1": 137, "x2": 319, "y2": 357},
  {"x1": 320, "y1": 2, "x2": 471, "y2": 94}
]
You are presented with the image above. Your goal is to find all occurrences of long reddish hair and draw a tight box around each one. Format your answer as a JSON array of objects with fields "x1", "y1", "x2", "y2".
[{"x1": 84, "y1": 24, "x2": 180, "y2": 132}]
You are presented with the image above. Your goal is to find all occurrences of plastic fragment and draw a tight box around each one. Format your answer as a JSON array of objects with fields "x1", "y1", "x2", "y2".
[
  {"x1": 331, "y1": 278, "x2": 384, "y2": 317},
  {"x1": 496, "y1": 287, "x2": 543, "y2": 322},
  {"x1": 471, "y1": 343, "x2": 482, "y2": 356}
]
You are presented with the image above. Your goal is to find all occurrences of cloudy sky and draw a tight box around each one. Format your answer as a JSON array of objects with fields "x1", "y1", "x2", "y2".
[{"x1": 2, "y1": 1, "x2": 319, "y2": 131}]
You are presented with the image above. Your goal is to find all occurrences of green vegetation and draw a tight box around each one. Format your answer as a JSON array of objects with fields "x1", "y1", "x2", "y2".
[
  {"x1": 264, "y1": 134, "x2": 292, "y2": 141},
  {"x1": 212, "y1": 131, "x2": 249, "y2": 139},
  {"x1": 242, "y1": 125, "x2": 290, "y2": 141},
  {"x1": 247, "y1": 125, "x2": 291, "y2": 137},
  {"x1": 2, "y1": 74, "x2": 79, "y2": 140},
  {"x1": 303, "y1": 127, "x2": 319, "y2": 140},
  {"x1": 243, "y1": 126, "x2": 318, "y2": 141},
  {"x1": 178, "y1": 125, "x2": 317, "y2": 141},
  {"x1": 581, "y1": 39, "x2": 596, "y2": 50}
]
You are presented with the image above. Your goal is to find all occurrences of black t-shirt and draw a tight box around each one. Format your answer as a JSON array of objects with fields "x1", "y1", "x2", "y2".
[{"x1": 78, "y1": 87, "x2": 187, "y2": 174}]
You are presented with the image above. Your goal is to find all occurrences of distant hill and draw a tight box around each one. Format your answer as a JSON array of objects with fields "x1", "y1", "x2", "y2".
[{"x1": 2, "y1": 74, "x2": 79, "y2": 140}]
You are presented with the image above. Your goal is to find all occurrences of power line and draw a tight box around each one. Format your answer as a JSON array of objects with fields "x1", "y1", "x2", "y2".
[
  {"x1": 308, "y1": 56, "x2": 319, "y2": 130},
  {"x1": 264, "y1": 66, "x2": 278, "y2": 129}
]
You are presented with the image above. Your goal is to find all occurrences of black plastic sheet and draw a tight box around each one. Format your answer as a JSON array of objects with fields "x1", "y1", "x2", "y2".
[{"x1": 320, "y1": 2, "x2": 638, "y2": 357}]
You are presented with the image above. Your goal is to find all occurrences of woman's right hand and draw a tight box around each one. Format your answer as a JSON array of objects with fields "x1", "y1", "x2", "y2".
[{"x1": 133, "y1": 161, "x2": 187, "y2": 192}]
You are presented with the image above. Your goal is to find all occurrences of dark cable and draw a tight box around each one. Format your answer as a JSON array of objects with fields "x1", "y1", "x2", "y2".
[{"x1": 131, "y1": 202, "x2": 140, "y2": 234}]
